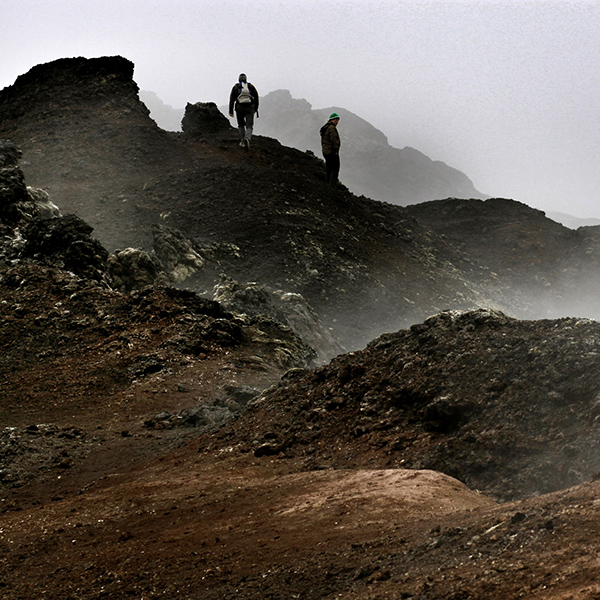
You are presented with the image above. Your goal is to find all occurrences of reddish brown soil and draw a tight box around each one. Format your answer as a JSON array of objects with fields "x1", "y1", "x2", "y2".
[
  {"x1": 4, "y1": 433, "x2": 600, "y2": 599},
  {"x1": 3, "y1": 279, "x2": 600, "y2": 599}
]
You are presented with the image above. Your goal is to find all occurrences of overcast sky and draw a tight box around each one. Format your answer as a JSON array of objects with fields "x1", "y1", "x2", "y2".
[{"x1": 2, "y1": 0, "x2": 600, "y2": 218}]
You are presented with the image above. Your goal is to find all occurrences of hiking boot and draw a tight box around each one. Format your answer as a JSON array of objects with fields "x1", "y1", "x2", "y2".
[{"x1": 239, "y1": 140, "x2": 245, "y2": 147}]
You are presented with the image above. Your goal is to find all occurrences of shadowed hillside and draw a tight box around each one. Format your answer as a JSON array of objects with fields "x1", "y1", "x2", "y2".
[
  {"x1": 2, "y1": 55, "x2": 600, "y2": 353},
  {"x1": 0, "y1": 56, "x2": 518, "y2": 353}
]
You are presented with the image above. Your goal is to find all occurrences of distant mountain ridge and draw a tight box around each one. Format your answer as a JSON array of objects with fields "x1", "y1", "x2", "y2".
[
  {"x1": 257, "y1": 89, "x2": 487, "y2": 205},
  {"x1": 547, "y1": 211, "x2": 600, "y2": 229},
  {"x1": 141, "y1": 88, "x2": 487, "y2": 205},
  {"x1": 139, "y1": 90, "x2": 183, "y2": 132}
]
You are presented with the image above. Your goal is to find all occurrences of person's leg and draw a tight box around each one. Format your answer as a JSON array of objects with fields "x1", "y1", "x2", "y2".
[
  {"x1": 325, "y1": 154, "x2": 339, "y2": 186},
  {"x1": 245, "y1": 109, "x2": 255, "y2": 141},
  {"x1": 330, "y1": 153, "x2": 340, "y2": 185},
  {"x1": 235, "y1": 109, "x2": 246, "y2": 143},
  {"x1": 325, "y1": 154, "x2": 333, "y2": 183}
]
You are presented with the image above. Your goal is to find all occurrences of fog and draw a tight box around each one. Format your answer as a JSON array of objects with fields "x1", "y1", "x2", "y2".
[{"x1": 2, "y1": 0, "x2": 600, "y2": 219}]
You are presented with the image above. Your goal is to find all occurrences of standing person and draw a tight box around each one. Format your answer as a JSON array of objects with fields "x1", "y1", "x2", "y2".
[
  {"x1": 320, "y1": 113, "x2": 341, "y2": 187},
  {"x1": 229, "y1": 73, "x2": 259, "y2": 151}
]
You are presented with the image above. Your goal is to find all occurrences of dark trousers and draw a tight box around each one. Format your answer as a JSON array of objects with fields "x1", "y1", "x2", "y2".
[
  {"x1": 324, "y1": 153, "x2": 340, "y2": 186},
  {"x1": 235, "y1": 105, "x2": 255, "y2": 140}
]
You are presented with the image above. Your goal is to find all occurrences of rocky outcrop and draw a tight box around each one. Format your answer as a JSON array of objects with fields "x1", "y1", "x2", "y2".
[
  {"x1": 0, "y1": 138, "x2": 62, "y2": 267},
  {"x1": 215, "y1": 308, "x2": 600, "y2": 501},
  {"x1": 213, "y1": 275, "x2": 343, "y2": 363},
  {"x1": 108, "y1": 224, "x2": 211, "y2": 293},
  {"x1": 21, "y1": 214, "x2": 110, "y2": 283},
  {"x1": 0, "y1": 139, "x2": 60, "y2": 227},
  {"x1": 404, "y1": 197, "x2": 576, "y2": 276},
  {"x1": 0, "y1": 139, "x2": 335, "y2": 360},
  {"x1": 107, "y1": 247, "x2": 163, "y2": 292},
  {"x1": 151, "y1": 223, "x2": 206, "y2": 283},
  {"x1": 0, "y1": 56, "x2": 183, "y2": 252},
  {"x1": 181, "y1": 102, "x2": 231, "y2": 137}
]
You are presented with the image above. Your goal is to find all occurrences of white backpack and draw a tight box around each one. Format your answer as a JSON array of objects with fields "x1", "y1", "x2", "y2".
[{"x1": 237, "y1": 82, "x2": 253, "y2": 104}]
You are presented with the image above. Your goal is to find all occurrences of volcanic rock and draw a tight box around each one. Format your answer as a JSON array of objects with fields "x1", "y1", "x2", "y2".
[
  {"x1": 213, "y1": 308, "x2": 600, "y2": 502},
  {"x1": 181, "y1": 101, "x2": 231, "y2": 137},
  {"x1": 107, "y1": 247, "x2": 163, "y2": 292},
  {"x1": 213, "y1": 275, "x2": 343, "y2": 363},
  {"x1": 0, "y1": 56, "x2": 509, "y2": 354},
  {"x1": 21, "y1": 214, "x2": 109, "y2": 282},
  {"x1": 6, "y1": 56, "x2": 600, "y2": 359},
  {"x1": 0, "y1": 139, "x2": 60, "y2": 227},
  {"x1": 4, "y1": 59, "x2": 600, "y2": 597},
  {"x1": 151, "y1": 222, "x2": 206, "y2": 283},
  {"x1": 404, "y1": 197, "x2": 600, "y2": 320}
]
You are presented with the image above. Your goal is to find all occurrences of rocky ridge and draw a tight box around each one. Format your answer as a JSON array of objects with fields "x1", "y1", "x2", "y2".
[
  {"x1": 142, "y1": 88, "x2": 488, "y2": 205},
  {"x1": 5, "y1": 57, "x2": 600, "y2": 356},
  {"x1": 0, "y1": 56, "x2": 507, "y2": 353},
  {"x1": 213, "y1": 308, "x2": 600, "y2": 502}
]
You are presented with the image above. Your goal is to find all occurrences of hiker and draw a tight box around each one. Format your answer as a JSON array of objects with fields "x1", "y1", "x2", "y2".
[
  {"x1": 320, "y1": 113, "x2": 341, "y2": 187},
  {"x1": 229, "y1": 73, "x2": 259, "y2": 150}
]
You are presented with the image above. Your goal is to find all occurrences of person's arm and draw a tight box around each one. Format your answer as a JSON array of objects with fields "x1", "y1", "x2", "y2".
[
  {"x1": 228, "y1": 85, "x2": 237, "y2": 116},
  {"x1": 250, "y1": 84, "x2": 259, "y2": 111},
  {"x1": 322, "y1": 124, "x2": 332, "y2": 154},
  {"x1": 333, "y1": 127, "x2": 341, "y2": 152}
]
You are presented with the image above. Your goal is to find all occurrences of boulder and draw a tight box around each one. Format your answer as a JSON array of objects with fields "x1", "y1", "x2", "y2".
[
  {"x1": 23, "y1": 187, "x2": 61, "y2": 221},
  {"x1": 21, "y1": 214, "x2": 109, "y2": 282},
  {"x1": 181, "y1": 102, "x2": 231, "y2": 137},
  {"x1": 213, "y1": 275, "x2": 343, "y2": 363},
  {"x1": 151, "y1": 223, "x2": 205, "y2": 283},
  {"x1": 107, "y1": 247, "x2": 164, "y2": 292}
]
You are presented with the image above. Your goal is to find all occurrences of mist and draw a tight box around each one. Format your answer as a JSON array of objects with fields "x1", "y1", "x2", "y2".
[{"x1": 2, "y1": 0, "x2": 600, "y2": 219}]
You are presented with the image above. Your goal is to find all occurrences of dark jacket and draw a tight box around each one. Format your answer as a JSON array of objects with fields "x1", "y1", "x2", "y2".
[
  {"x1": 229, "y1": 82, "x2": 259, "y2": 113},
  {"x1": 320, "y1": 121, "x2": 340, "y2": 156}
]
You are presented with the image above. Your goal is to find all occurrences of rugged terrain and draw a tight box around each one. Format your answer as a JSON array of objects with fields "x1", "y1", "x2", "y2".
[
  {"x1": 141, "y1": 89, "x2": 600, "y2": 229},
  {"x1": 2, "y1": 56, "x2": 600, "y2": 599},
  {"x1": 3, "y1": 243, "x2": 600, "y2": 599},
  {"x1": 5, "y1": 56, "x2": 600, "y2": 354}
]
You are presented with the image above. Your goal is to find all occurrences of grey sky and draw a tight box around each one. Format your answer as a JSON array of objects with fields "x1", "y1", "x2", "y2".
[{"x1": 2, "y1": 0, "x2": 599, "y2": 218}]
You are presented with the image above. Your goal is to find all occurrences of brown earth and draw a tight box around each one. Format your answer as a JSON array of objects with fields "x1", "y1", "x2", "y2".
[
  {"x1": 2, "y1": 266, "x2": 600, "y2": 599},
  {"x1": 2, "y1": 57, "x2": 600, "y2": 599}
]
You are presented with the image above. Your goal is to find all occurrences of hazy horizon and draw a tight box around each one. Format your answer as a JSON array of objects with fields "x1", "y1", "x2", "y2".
[{"x1": 2, "y1": 0, "x2": 600, "y2": 219}]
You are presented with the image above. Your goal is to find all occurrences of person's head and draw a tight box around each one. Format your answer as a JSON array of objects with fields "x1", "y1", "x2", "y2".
[
  {"x1": 239, "y1": 73, "x2": 247, "y2": 82},
  {"x1": 329, "y1": 112, "x2": 340, "y2": 123}
]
